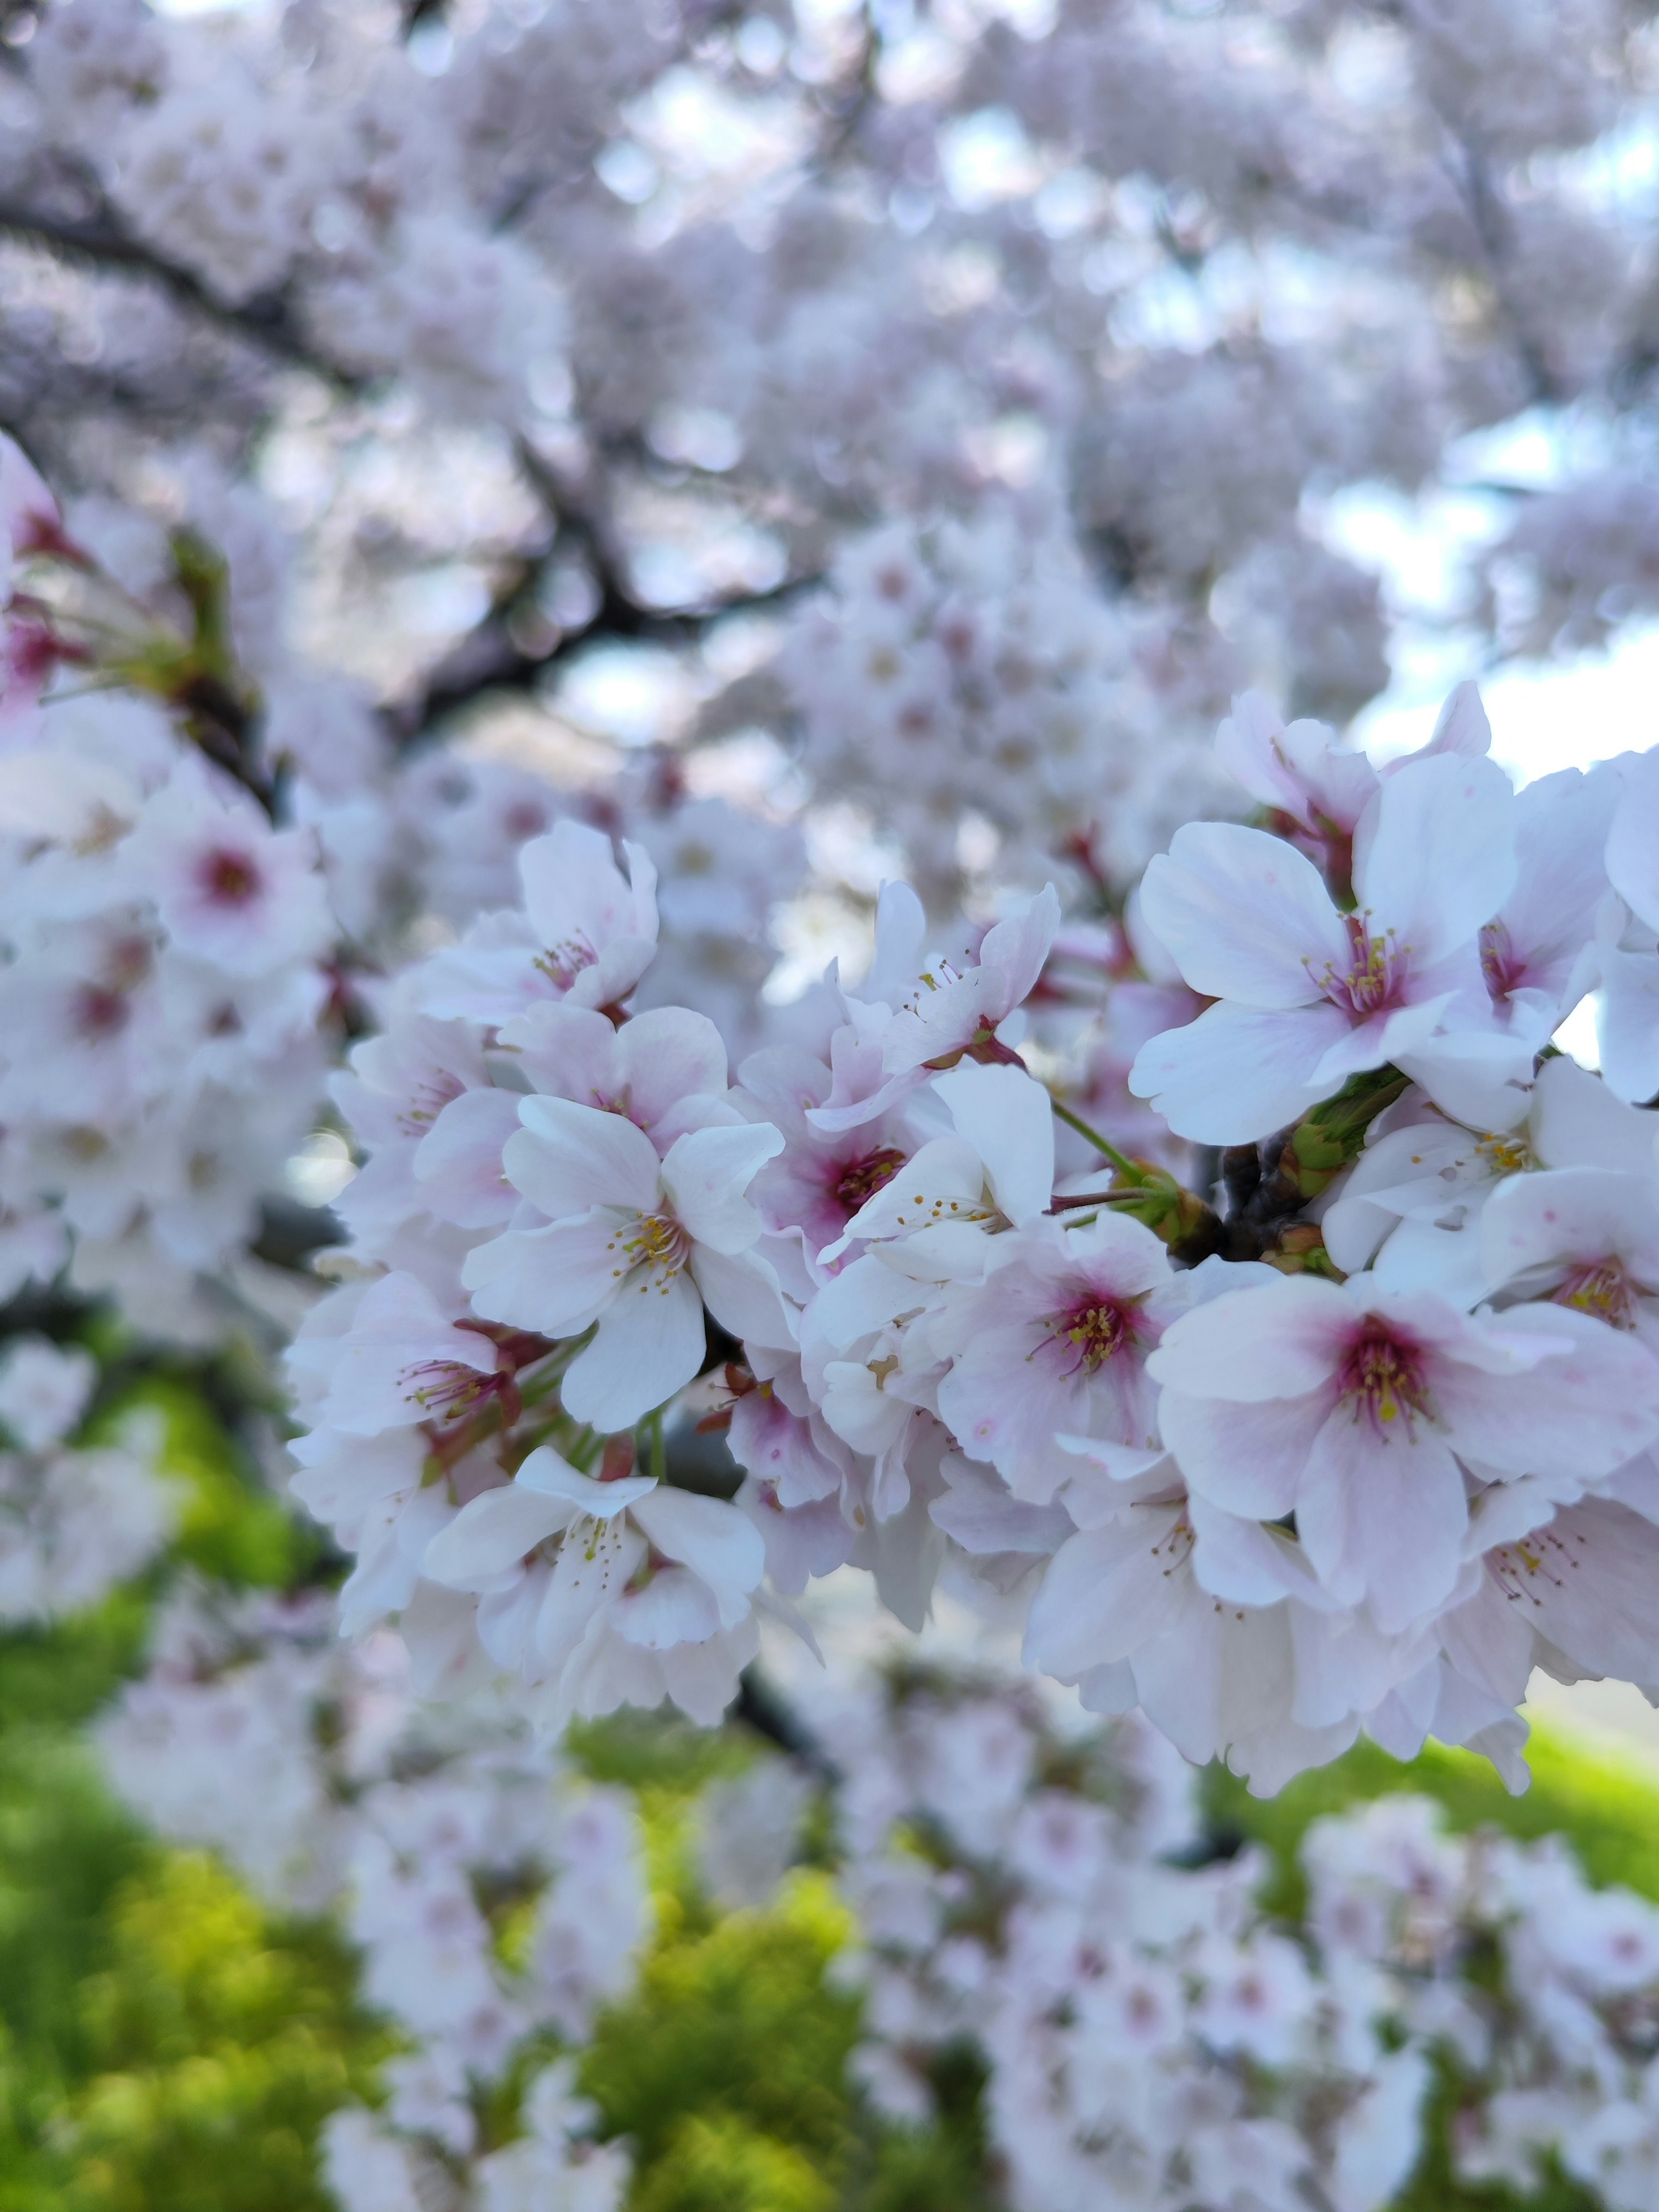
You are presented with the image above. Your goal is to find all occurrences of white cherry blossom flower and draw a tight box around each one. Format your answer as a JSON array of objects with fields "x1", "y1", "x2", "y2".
[
  {"x1": 461, "y1": 1100, "x2": 785, "y2": 1429},
  {"x1": 1129, "y1": 754, "x2": 1517, "y2": 1142}
]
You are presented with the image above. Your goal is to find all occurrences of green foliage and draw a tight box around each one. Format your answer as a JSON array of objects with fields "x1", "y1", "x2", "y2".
[{"x1": 0, "y1": 1372, "x2": 376, "y2": 2212}]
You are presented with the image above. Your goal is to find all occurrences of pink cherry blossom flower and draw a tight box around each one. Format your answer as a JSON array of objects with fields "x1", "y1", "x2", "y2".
[
  {"x1": 1129, "y1": 753, "x2": 1517, "y2": 1143},
  {"x1": 933, "y1": 1212, "x2": 1189, "y2": 1503},
  {"x1": 461, "y1": 1098, "x2": 785, "y2": 1430},
  {"x1": 421, "y1": 1446, "x2": 765, "y2": 1727},
  {"x1": 125, "y1": 766, "x2": 333, "y2": 975},
  {"x1": 1150, "y1": 1278, "x2": 1659, "y2": 1634},
  {"x1": 416, "y1": 820, "x2": 658, "y2": 1027}
]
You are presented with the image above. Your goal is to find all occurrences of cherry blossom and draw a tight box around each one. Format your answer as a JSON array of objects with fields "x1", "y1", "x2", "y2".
[{"x1": 1129, "y1": 754, "x2": 1517, "y2": 1143}]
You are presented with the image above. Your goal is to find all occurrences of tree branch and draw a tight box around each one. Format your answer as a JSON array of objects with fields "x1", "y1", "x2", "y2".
[{"x1": 0, "y1": 177, "x2": 361, "y2": 393}]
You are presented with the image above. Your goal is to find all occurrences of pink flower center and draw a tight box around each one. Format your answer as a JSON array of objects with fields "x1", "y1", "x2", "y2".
[
  {"x1": 1315, "y1": 915, "x2": 1407, "y2": 1022},
  {"x1": 1479, "y1": 919, "x2": 1523, "y2": 1003},
  {"x1": 1043, "y1": 1292, "x2": 1139, "y2": 1376},
  {"x1": 200, "y1": 847, "x2": 262, "y2": 906},
  {"x1": 832, "y1": 1146, "x2": 907, "y2": 1217},
  {"x1": 1339, "y1": 1322, "x2": 1430, "y2": 1436},
  {"x1": 74, "y1": 984, "x2": 130, "y2": 1040},
  {"x1": 400, "y1": 1357, "x2": 496, "y2": 1424}
]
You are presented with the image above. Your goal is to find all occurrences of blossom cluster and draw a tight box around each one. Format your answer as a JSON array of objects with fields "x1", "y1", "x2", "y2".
[
  {"x1": 280, "y1": 671, "x2": 1659, "y2": 1795},
  {"x1": 810, "y1": 1664, "x2": 1659, "y2": 2212},
  {"x1": 97, "y1": 1581, "x2": 649, "y2": 2211},
  {"x1": 98, "y1": 1617, "x2": 1659, "y2": 2212}
]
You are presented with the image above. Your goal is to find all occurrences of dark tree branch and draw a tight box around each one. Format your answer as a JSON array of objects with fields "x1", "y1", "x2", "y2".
[
  {"x1": 387, "y1": 437, "x2": 820, "y2": 747},
  {"x1": 734, "y1": 1665, "x2": 841, "y2": 1783},
  {"x1": 0, "y1": 176, "x2": 361, "y2": 393}
]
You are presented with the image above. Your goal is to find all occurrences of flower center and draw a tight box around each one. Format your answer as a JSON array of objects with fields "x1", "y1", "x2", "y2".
[
  {"x1": 1043, "y1": 1293, "x2": 1138, "y2": 1375},
  {"x1": 400, "y1": 1357, "x2": 496, "y2": 1424},
  {"x1": 200, "y1": 848, "x2": 261, "y2": 906},
  {"x1": 833, "y1": 1147, "x2": 907, "y2": 1217},
  {"x1": 397, "y1": 1070, "x2": 467, "y2": 1138},
  {"x1": 610, "y1": 1210, "x2": 690, "y2": 1293},
  {"x1": 74, "y1": 984, "x2": 130, "y2": 1040},
  {"x1": 1487, "y1": 1523, "x2": 1585, "y2": 1606},
  {"x1": 1314, "y1": 915, "x2": 1406, "y2": 1021},
  {"x1": 1556, "y1": 1259, "x2": 1637, "y2": 1328},
  {"x1": 535, "y1": 932, "x2": 598, "y2": 992},
  {"x1": 1338, "y1": 1322, "x2": 1430, "y2": 1436},
  {"x1": 1479, "y1": 919, "x2": 1522, "y2": 1002}
]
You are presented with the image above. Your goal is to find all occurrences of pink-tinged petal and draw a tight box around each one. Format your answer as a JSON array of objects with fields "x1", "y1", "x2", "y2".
[
  {"x1": 1023, "y1": 1506, "x2": 1189, "y2": 1678},
  {"x1": 1147, "y1": 1276, "x2": 1351, "y2": 1402},
  {"x1": 1137, "y1": 822, "x2": 1348, "y2": 1007},
  {"x1": 613, "y1": 1565, "x2": 723, "y2": 1649},
  {"x1": 423, "y1": 1484, "x2": 572, "y2": 1589},
  {"x1": 879, "y1": 887, "x2": 1060, "y2": 1072},
  {"x1": 1312, "y1": 993, "x2": 1455, "y2": 1086},
  {"x1": 561, "y1": 1267, "x2": 707, "y2": 1429},
  {"x1": 412, "y1": 1088, "x2": 522, "y2": 1226},
  {"x1": 1187, "y1": 1492, "x2": 1335, "y2": 1608},
  {"x1": 496, "y1": 1000, "x2": 621, "y2": 1103},
  {"x1": 1534, "y1": 1053, "x2": 1658, "y2": 1174},
  {"x1": 1394, "y1": 1030, "x2": 1535, "y2": 1130},
  {"x1": 1295, "y1": 1408, "x2": 1467, "y2": 1632},
  {"x1": 1158, "y1": 1387, "x2": 1329, "y2": 1519},
  {"x1": 690, "y1": 1246, "x2": 796, "y2": 1351},
  {"x1": 929, "y1": 1454, "x2": 1072, "y2": 1554},
  {"x1": 616, "y1": 1007, "x2": 730, "y2": 1123},
  {"x1": 513, "y1": 1446, "x2": 656, "y2": 1517},
  {"x1": 535, "y1": 1516, "x2": 646, "y2": 1672},
  {"x1": 805, "y1": 1252, "x2": 927, "y2": 1353},
  {"x1": 1490, "y1": 1496, "x2": 1659, "y2": 1684},
  {"x1": 729, "y1": 1391, "x2": 841, "y2": 1505},
  {"x1": 977, "y1": 884, "x2": 1063, "y2": 1007},
  {"x1": 1128, "y1": 1000, "x2": 1351, "y2": 1145},
  {"x1": 1607, "y1": 749, "x2": 1659, "y2": 937},
  {"x1": 1434, "y1": 1303, "x2": 1659, "y2": 1478},
  {"x1": 1437, "y1": 1576, "x2": 1537, "y2": 1707},
  {"x1": 1497, "y1": 767, "x2": 1618, "y2": 995},
  {"x1": 1482, "y1": 1166, "x2": 1659, "y2": 1287},
  {"x1": 462, "y1": 1214, "x2": 622, "y2": 1336},
  {"x1": 1351, "y1": 753, "x2": 1516, "y2": 965},
  {"x1": 933, "y1": 1062, "x2": 1053, "y2": 1227},
  {"x1": 660, "y1": 1122, "x2": 783, "y2": 1253},
  {"x1": 508, "y1": 1096, "x2": 661, "y2": 1217},
  {"x1": 518, "y1": 819, "x2": 656, "y2": 962},
  {"x1": 1132, "y1": 1604, "x2": 1305, "y2": 1776},
  {"x1": 1215, "y1": 691, "x2": 1378, "y2": 833},
  {"x1": 631, "y1": 1487, "x2": 765, "y2": 1616}
]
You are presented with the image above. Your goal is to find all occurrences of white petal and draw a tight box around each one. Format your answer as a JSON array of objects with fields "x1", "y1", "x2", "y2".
[
  {"x1": 423, "y1": 1484, "x2": 570, "y2": 1589},
  {"x1": 933, "y1": 1062, "x2": 1053, "y2": 1227},
  {"x1": 1138, "y1": 822, "x2": 1348, "y2": 1007},
  {"x1": 1352, "y1": 753, "x2": 1516, "y2": 966},
  {"x1": 1128, "y1": 1000, "x2": 1351, "y2": 1144},
  {"x1": 561, "y1": 1268, "x2": 707, "y2": 1428},
  {"x1": 508, "y1": 1096, "x2": 662, "y2": 1218},
  {"x1": 660, "y1": 1121, "x2": 783, "y2": 1253},
  {"x1": 631, "y1": 1486, "x2": 765, "y2": 1615}
]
